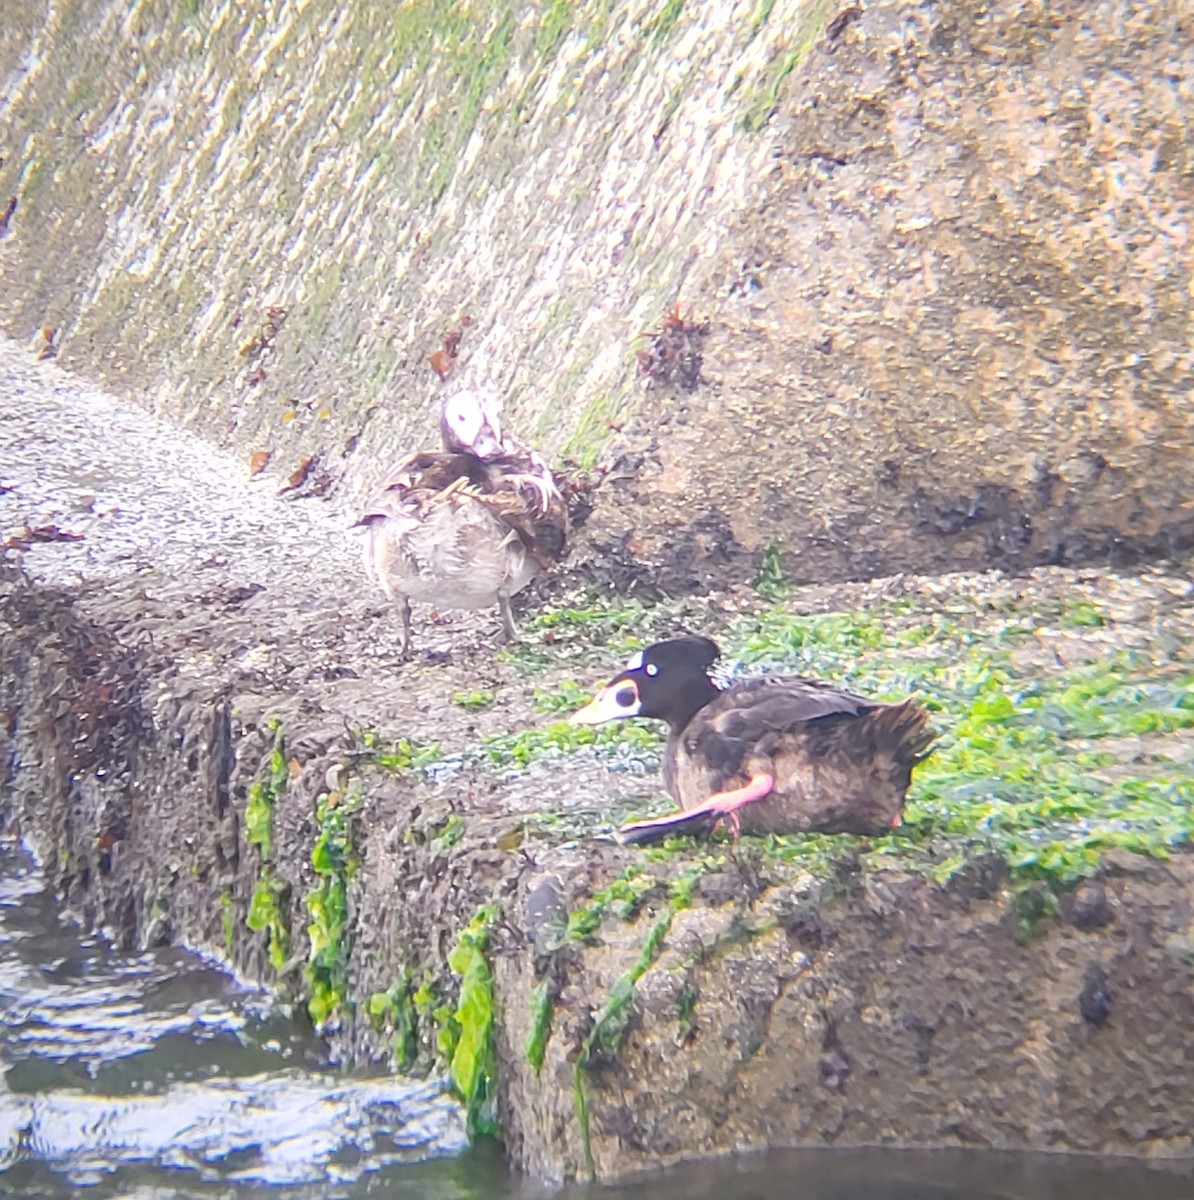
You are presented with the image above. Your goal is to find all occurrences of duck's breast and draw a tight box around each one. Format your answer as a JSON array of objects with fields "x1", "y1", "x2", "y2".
[{"x1": 385, "y1": 494, "x2": 537, "y2": 606}]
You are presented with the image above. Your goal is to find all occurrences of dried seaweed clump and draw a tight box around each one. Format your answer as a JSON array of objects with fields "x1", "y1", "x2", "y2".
[{"x1": 635, "y1": 301, "x2": 709, "y2": 392}]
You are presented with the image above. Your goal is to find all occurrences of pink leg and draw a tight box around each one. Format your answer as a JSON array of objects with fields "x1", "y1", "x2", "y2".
[
  {"x1": 617, "y1": 773, "x2": 775, "y2": 843},
  {"x1": 688, "y1": 773, "x2": 775, "y2": 838}
]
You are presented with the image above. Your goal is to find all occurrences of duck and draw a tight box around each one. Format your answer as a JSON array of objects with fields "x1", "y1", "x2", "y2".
[
  {"x1": 569, "y1": 635, "x2": 934, "y2": 845},
  {"x1": 356, "y1": 389, "x2": 569, "y2": 656}
]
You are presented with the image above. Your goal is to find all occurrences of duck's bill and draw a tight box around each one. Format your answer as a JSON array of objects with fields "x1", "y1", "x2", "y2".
[
  {"x1": 568, "y1": 690, "x2": 613, "y2": 725},
  {"x1": 470, "y1": 431, "x2": 502, "y2": 459}
]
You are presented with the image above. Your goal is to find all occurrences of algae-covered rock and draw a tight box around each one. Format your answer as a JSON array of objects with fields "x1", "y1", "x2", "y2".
[{"x1": 5, "y1": 345, "x2": 1194, "y2": 1180}]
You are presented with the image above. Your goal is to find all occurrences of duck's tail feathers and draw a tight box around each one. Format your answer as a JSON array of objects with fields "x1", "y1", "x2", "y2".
[{"x1": 868, "y1": 698, "x2": 936, "y2": 768}]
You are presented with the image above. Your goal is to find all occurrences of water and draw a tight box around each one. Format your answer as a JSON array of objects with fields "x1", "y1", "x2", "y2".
[
  {"x1": 0, "y1": 840, "x2": 478, "y2": 1198},
  {"x1": 3, "y1": 840, "x2": 1192, "y2": 1200}
]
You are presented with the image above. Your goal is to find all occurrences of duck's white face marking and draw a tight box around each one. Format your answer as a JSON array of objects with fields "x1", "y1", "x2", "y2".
[
  {"x1": 568, "y1": 679, "x2": 641, "y2": 725},
  {"x1": 443, "y1": 391, "x2": 502, "y2": 457},
  {"x1": 625, "y1": 650, "x2": 644, "y2": 671}
]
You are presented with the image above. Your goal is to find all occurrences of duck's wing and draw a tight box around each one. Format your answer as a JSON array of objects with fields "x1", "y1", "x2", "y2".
[
  {"x1": 354, "y1": 453, "x2": 482, "y2": 525},
  {"x1": 704, "y1": 676, "x2": 879, "y2": 730},
  {"x1": 469, "y1": 458, "x2": 570, "y2": 567},
  {"x1": 677, "y1": 676, "x2": 879, "y2": 782},
  {"x1": 379, "y1": 451, "x2": 482, "y2": 495}
]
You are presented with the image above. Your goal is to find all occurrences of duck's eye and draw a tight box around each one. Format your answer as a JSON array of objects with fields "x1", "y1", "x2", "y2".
[
  {"x1": 645, "y1": 663, "x2": 658, "y2": 677},
  {"x1": 615, "y1": 686, "x2": 636, "y2": 708}
]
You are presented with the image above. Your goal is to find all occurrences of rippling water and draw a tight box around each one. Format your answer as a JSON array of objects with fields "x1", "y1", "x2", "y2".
[
  {"x1": 3, "y1": 839, "x2": 1193, "y2": 1200},
  {"x1": 0, "y1": 840, "x2": 483, "y2": 1198}
]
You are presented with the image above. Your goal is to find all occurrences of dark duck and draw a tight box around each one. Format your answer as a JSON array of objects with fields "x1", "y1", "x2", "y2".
[
  {"x1": 356, "y1": 388, "x2": 569, "y2": 656},
  {"x1": 570, "y1": 635, "x2": 934, "y2": 845}
]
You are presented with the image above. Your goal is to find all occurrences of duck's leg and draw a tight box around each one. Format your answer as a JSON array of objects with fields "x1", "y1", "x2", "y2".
[
  {"x1": 496, "y1": 589, "x2": 518, "y2": 643},
  {"x1": 617, "y1": 774, "x2": 775, "y2": 846},
  {"x1": 397, "y1": 595, "x2": 414, "y2": 659}
]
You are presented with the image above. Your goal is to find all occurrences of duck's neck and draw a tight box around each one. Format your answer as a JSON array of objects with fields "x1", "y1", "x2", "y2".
[{"x1": 662, "y1": 674, "x2": 722, "y2": 735}]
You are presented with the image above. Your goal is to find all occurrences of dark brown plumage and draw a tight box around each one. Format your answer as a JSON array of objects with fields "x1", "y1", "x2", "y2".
[{"x1": 569, "y1": 635, "x2": 934, "y2": 846}]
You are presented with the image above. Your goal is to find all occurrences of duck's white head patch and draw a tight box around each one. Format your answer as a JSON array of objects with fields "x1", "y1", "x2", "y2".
[
  {"x1": 624, "y1": 650, "x2": 644, "y2": 671},
  {"x1": 441, "y1": 389, "x2": 503, "y2": 458}
]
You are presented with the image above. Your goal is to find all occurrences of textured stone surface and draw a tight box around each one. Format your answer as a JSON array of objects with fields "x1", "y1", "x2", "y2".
[{"x1": 1, "y1": 0, "x2": 1191, "y2": 589}]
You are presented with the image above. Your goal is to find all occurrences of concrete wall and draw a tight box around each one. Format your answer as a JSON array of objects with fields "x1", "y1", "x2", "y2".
[{"x1": 3, "y1": 0, "x2": 1191, "y2": 587}]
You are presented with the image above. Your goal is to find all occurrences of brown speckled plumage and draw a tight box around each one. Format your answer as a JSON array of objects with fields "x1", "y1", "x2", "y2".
[{"x1": 356, "y1": 390, "x2": 568, "y2": 655}]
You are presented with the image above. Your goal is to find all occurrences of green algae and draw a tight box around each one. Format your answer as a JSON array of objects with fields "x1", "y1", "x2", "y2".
[
  {"x1": 244, "y1": 722, "x2": 289, "y2": 859},
  {"x1": 753, "y1": 544, "x2": 791, "y2": 603},
  {"x1": 429, "y1": 812, "x2": 466, "y2": 857},
  {"x1": 359, "y1": 731, "x2": 444, "y2": 772},
  {"x1": 305, "y1": 785, "x2": 364, "y2": 1028},
  {"x1": 246, "y1": 875, "x2": 290, "y2": 973},
  {"x1": 646, "y1": 0, "x2": 686, "y2": 45},
  {"x1": 525, "y1": 980, "x2": 553, "y2": 1074},
  {"x1": 440, "y1": 905, "x2": 500, "y2": 1137},
  {"x1": 452, "y1": 689, "x2": 496, "y2": 713},
  {"x1": 740, "y1": 0, "x2": 839, "y2": 131},
  {"x1": 244, "y1": 720, "x2": 290, "y2": 972},
  {"x1": 477, "y1": 718, "x2": 660, "y2": 769},
  {"x1": 724, "y1": 597, "x2": 1194, "y2": 896},
  {"x1": 482, "y1": 583, "x2": 1194, "y2": 905},
  {"x1": 367, "y1": 966, "x2": 420, "y2": 1069},
  {"x1": 531, "y1": 678, "x2": 594, "y2": 715},
  {"x1": 572, "y1": 863, "x2": 705, "y2": 1176},
  {"x1": 564, "y1": 867, "x2": 659, "y2": 943},
  {"x1": 534, "y1": 0, "x2": 574, "y2": 58}
]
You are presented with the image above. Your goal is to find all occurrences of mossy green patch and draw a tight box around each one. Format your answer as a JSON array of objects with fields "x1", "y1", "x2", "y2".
[
  {"x1": 535, "y1": 0, "x2": 574, "y2": 57},
  {"x1": 516, "y1": 580, "x2": 1190, "y2": 939},
  {"x1": 714, "y1": 594, "x2": 1194, "y2": 902},
  {"x1": 367, "y1": 967, "x2": 420, "y2": 1069},
  {"x1": 496, "y1": 590, "x2": 708, "y2": 675},
  {"x1": 525, "y1": 980, "x2": 553, "y2": 1073},
  {"x1": 383, "y1": 1, "x2": 518, "y2": 205},
  {"x1": 429, "y1": 812, "x2": 466, "y2": 857},
  {"x1": 1058, "y1": 598, "x2": 1108, "y2": 628},
  {"x1": 438, "y1": 905, "x2": 500, "y2": 1138},
  {"x1": 305, "y1": 785, "x2": 364, "y2": 1028},
  {"x1": 532, "y1": 678, "x2": 595, "y2": 715},
  {"x1": 564, "y1": 867, "x2": 659, "y2": 943},
  {"x1": 559, "y1": 390, "x2": 628, "y2": 470},
  {"x1": 358, "y1": 731, "x2": 444, "y2": 772},
  {"x1": 244, "y1": 720, "x2": 290, "y2": 971},
  {"x1": 740, "y1": 0, "x2": 838, "y2": 131},
  {"x1": 244, "y1": 726, "x2": 288, "y2": 859},
  {"x1": 477, "y1": 719, "x2": 660, "y2": 769},
  {"x1": 572, "y1": 863, "x2": 705, "y2": 1175},
  {"x1": 754, "y1": 544, "x2": 791, "y2": 603},
  {"x1": 452, "y1": 689, "x2": 496, "y2": 713},
  {"x1": 646, "y1": 0, "x2": 686, "y2": 45},
  {"x1": 247, "y1": 874, "x2": 290, "y2": 972}
]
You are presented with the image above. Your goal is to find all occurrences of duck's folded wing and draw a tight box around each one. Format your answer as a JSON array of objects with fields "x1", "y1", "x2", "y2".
[
  {"x1": 380, "y1": 451, "x2": 481, "y2": 494},
  {"x1": 692, "y1": 677, "x2": 879, "y2": 751},
  {"x1": 473, "y1": 487, "x2": 569, "y2": 566}
]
